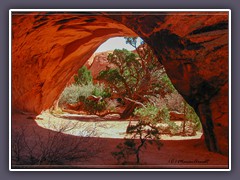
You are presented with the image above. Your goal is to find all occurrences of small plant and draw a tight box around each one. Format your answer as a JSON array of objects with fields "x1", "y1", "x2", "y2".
[
  {"x1": 112, "y1": 104, "x2": 163, "y2": 165},
  {"x1": 112, "y1": 121, "x2": 162, "y2": 165}
]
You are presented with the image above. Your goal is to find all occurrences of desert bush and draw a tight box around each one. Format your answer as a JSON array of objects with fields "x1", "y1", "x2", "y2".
[
  {"x1": 79, "y1": 97, "x2": 107, "y2": 114},
  {"x1": 59, "y1": 82, "x2": 111, "y2": 114},
  {"x1": 147, "y1": 95, "x2": 201, "y2": 135},
  {"x1": 59, "y1": 65, "x2": 110, "y2": 112},
  {"x1": 11, "y1": 121, "x2": 100, "y2": 166},
  {"x1": 59, "y1": 84, "x2": 82, "y2": 105},
  {"x1": 134, "y1": 104, "x2": 160, "y2": 124},
  {"x1": 133, "y1": 104, "x2": 180, "y2": 135},
  {"x1": 78, "y1": 83, "x2": 110, "y2": 114}
]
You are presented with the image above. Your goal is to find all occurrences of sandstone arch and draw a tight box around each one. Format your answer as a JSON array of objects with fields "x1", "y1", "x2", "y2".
[{"x1": 11, "y1": 11, "x2": 229, "y2": 156}]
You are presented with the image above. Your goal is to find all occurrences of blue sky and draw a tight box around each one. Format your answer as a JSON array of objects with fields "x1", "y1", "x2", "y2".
[{"x1": 95, "y1": 37, "x2": 142, "y2": 53}]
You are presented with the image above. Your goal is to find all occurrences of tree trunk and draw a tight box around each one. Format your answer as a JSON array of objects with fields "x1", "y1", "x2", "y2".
[{"x1": 121, "y1": 102, "x2": 137, "y2": 119}]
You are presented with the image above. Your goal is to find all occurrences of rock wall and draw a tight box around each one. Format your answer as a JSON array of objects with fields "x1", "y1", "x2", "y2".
[
  {"x1": 12, "y1": 12, "x2": 229, "y2": 155},
  {"x1": 12, "y1": 13, "x2": 136, "y2": 112},
  {"x1": 109, "y1": 12, "x2": 229, "y2": 155}
]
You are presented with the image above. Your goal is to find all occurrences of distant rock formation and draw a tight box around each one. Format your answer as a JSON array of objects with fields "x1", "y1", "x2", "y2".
[{"x1": 85, "y1": 51, "x2": 114, "y2": 78}]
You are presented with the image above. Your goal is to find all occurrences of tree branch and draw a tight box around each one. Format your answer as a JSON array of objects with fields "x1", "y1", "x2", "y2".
[{"x1": 124, "y1": 97, "x2": 146, "y2": 108}]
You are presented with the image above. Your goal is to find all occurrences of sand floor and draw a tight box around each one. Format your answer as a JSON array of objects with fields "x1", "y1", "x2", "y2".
[{"x1": 11, "y1": 111, "x2": 229, "y2": 169}]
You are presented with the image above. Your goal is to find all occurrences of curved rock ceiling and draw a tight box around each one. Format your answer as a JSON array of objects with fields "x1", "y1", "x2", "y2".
[{"x1": 11, "y1": 11, "x2": 229, "y2": 155}]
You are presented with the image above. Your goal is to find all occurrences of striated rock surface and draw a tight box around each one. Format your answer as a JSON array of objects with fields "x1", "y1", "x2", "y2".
[
  {"x1": 12, "y1": 12, "x2": 229, "y2": 155},
  {"x1": 85, "y1": 51, "x2": 114, "y2": 78},
  {"x1": 12, "y1": 13, "x2": 137, "y2": 113}
]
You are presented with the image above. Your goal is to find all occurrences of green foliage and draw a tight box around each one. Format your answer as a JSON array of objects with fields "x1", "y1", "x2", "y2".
[
  {"x1": 74, "y1": 66, "x2": 93, "y2": 85},
  {"x1": 134, "y1": 104, "x2": 170, "y2": 124},
  {"x1": 97, "y1": 49, "x2": 140, "y2": 97},
  {"x1": 112, "y1": 122, "x2": 162, "y2": 165},
  {"x1": 59, "y1": 84, "x2": 82, "y2": 105},
  {"x1": 98, "y1": 68, "x2": 125, "y2": 93},
  {"x1": 134, "y1": 104, "x2": 180, "y2": 135},
  {"x1": 158, "y1": 106, "x2": 170, "y2": 122},
  {"x1": 184, "y1": 102, "x2": 202, "y2": 132},
  {"x1": 134, "y1": 104, "x2": 160, "y2": 124},
  {"x1": 80, "y1": 97, "x2": 107, "y2": 114},
  {"x1": 76, "y1": 83, "x2": 111, "y2": 114},
  {"x1": 76, "y1": 83, "x2": 95, "y2": 98},
  {"x1": 158, "y1": 106, "x2": 180, "y2": 135},
  {"x1": 112, "y1": 104, "x2": 164, "y2": 165},
  {"x1": 97, "y1": 38, "x2": 175, "y2": 112},
  {"x1": 160, "y1": 74, "x2": 176, "y2": 93},
  {"x1": 59, "y1": 64, "x2": 112, "y2": 114},
  {"x1": 59, "y1": 82, "x2": 111, "y2": 114},
  {"x1": 92, "y1": 83, "x2": 111, "y2": 98},
  {"x1": 125, "y1": 37, "x2": 139, "y2": 48}
]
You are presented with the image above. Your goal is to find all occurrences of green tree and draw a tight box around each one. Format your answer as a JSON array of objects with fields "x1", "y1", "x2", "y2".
[
  {"x1": 97, "y1": 38, "x2": 174, "y2": 118},
  {"x1": 74, "y1": 66, "x2": 93, "y2": 85},
  {"x1": 59, "y1": 65, "x2": 110, "y2": 114}
]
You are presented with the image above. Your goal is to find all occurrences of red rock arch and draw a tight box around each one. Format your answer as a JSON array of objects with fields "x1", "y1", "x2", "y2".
[{"x1": 11, "y1": 12, "x2": 229, "y2": 156}]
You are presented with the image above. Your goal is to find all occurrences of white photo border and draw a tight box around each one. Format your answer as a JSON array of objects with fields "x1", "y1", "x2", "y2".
[{"x1": 9, "y1": 9, "x2": 231, "y2": 172}]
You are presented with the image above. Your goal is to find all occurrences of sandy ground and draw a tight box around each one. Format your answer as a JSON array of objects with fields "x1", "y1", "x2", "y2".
[
  {"x1": 35, "y1": 111, "x2": 203, "y2": 140},
  {"x1": 11, "y1": 111, "x2": 229, "y2": 169}
]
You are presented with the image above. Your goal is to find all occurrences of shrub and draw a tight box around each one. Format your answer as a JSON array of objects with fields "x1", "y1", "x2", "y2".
[
  {"x1": 11, "y1": 122, "x2": 100, "y2": 165},
  {"x1": 134, "y1": 104, "x2": 181, "y2": 135},
  {"x1": 59, "y1": 84, "x2": 82, "y2": 105},
  {"x1": 74, "y1": 66, "x2": 92, "y2": 85},
  {"x1": 80, "y1": 97, "x2": 107, "y2": 114},
  {"x1": 59, "y1": 82, "x2": 111, "y2": 114},
  {"x1": 59, "y1": 83, "x2": 100, "y2": 106},
  {"x1": 134, "y1": 104, "x2": 170, "y2": 124},
  {"x1": 134, "y1": 104, "x2": 159, "y2": 124}
]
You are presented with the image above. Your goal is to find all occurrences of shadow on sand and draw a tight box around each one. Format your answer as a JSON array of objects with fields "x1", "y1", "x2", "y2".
[{"x1": 11, "y1": 112, "x2": 229, "y2": 169}]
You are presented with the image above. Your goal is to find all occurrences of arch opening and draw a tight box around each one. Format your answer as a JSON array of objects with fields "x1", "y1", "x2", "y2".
[{"x1": 39, "y1": 36, "x2": 203, "y2": 141}]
